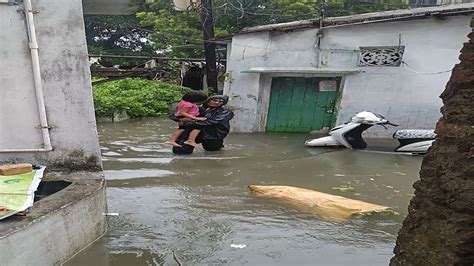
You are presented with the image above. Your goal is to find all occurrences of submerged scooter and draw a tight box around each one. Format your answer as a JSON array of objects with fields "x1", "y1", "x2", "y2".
[{"x1": 304, "y1": 111, "x2": 436, "y2": 154}]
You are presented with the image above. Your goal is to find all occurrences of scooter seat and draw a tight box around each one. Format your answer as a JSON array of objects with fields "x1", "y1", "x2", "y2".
[{"x1": 393, "y1": 129, "x2": 436, "y2": 140}]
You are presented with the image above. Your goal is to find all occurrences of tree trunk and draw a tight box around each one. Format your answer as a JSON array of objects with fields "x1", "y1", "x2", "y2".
[{"x1": 391, "y1": 16, "x2": 474, "y2": 265}]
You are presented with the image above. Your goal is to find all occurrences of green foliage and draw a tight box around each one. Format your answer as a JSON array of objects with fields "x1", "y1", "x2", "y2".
[
  {"x1": 137, "y1": 1, "x2": 209, "y2": 58},
  {"x1": 93, "y1": 78, "x2": 191, "y2": 118},
  {"x1": 84, "y1": 15, "x2": 155, "y2": 66},
  {"x1": 138, "y1": 0, "x2": 408, "y2": 58},
  {"x1": 85, "y1": 0, "x2": 409, "y2": 60}
]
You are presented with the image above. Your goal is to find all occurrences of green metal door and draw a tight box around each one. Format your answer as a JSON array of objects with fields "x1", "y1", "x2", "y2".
[{"x1": 266, "y1": 77, "x2": 341, "y2": 132}]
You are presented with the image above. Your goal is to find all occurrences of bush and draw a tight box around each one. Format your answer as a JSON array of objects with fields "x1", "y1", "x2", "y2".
[{"x1": 93, "y1": 78, "x2": 192, "y2": 119}]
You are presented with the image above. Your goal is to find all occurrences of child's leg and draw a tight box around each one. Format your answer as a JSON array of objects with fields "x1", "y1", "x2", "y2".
[
  {"x1": 183, "y1": 129, "x2": 201, "y2": 147},
  {"x1": 165, "y1": 129, "x2": 185, "y2": 147}
]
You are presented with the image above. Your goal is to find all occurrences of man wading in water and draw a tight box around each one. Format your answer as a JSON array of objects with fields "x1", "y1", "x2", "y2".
[{"x1": 171, "y1": 95, "x2": 234, "y2": 155}]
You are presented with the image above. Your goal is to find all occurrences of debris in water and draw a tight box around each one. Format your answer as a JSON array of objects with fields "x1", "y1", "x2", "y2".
[
  {"x1": 334, "y1": 174, "x2": 345, "y2": 177},
  {"x1": 172, "y1": 250, "x2": 182, "y2": 266},
  {"x1": 357, "y1": 209, "x2": 401, "y2": 217},
  {"x1": 231, "y1": 244, "x2": 247, "y2": 249},
  {"x1": 382, "y1": 209, "x2": 401, "y2": 216},
  {"x1": 393, "y1": 172, "x2": 407, "y2": 176},
  {"x1": 332, "y1": 185, "x2": 355, "y2": 192},
  {"x1": 102, "y1": 212, "x2": 119, "y2": 216},
  {"x1": 224, "y1": 172, "x2": 234, "y2": 176}
]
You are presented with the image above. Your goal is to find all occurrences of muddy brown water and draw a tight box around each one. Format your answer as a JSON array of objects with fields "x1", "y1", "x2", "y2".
[{"x1": 66, "y1": 117, "x2": 422, "y2": 265}]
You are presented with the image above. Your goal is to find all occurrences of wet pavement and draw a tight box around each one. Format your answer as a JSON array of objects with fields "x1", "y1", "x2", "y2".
[{"x1": 65, "y1": 117, "x2": 422, "y2": 265}]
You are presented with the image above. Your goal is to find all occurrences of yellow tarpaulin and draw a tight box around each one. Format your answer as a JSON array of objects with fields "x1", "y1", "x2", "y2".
[{"x1": 248, "y1": 185, "x2": 389, "y2": 221}]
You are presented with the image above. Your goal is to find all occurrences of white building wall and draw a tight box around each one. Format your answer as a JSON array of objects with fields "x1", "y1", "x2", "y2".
[
  {"x1": 224, "y1": 30, "x2": 321, "y2": 131},
  {"x1": 224, "y1": 15, "x2": 471, "y2": 136},
  {"x1": 224, "y1": 31, "x2": 272, "y2": 132},
  {"x1": 82, "y1": 0, "x2": 141, "y2": 15},
  {"x1": 437, "y1": 0, "x2": 470, "y2": 4},
  {"x1": 0, "y1": 0, "x2": 101, "y2": 169}
]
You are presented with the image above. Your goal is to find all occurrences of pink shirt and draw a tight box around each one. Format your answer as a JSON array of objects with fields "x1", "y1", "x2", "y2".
[{"x1": 175, "y1": 101, "x2": 200, "y2": 117}]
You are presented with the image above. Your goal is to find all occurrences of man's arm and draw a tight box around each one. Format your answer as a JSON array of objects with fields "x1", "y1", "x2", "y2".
[{"x1": 193, "y1": 108, "x2": 234, "y2": 126}]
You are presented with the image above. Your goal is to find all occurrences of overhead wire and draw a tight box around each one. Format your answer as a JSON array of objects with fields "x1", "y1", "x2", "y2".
[
  {"x1": 151, "y1": 32, "x2": 456, "y2": 73},
  {"x1": 144, "y1": 26, "x2": 317, "y2": 52},
  {"x1": 401, "y1": 61, "x2": 453, "y2": 75},
  {"x1": 210, "y1": 0, "x2": 418, "y2": 20},
  {"x1": 164, "y1": 32, "x2": 317, "y2": 52},
  {"x1": 135, "y1": 1, "x2": 448, "y2": 55}
]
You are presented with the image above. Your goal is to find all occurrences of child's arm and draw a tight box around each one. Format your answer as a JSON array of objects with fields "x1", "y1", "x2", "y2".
[{"x1": 177, "y1": 107, "x2": 207, "y2": 121}]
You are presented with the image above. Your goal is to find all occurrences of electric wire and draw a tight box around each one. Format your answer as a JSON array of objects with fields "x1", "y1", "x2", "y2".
[
  {"x1": 208, "y1": 0, "x2": 429, "y2": 22},
  {"x1": 401, "y1": 61, "x2": 453, "y2": 75},
  {"x1": 92, "y1": 29, "x2": 460, "y2": 73},
  {"x1": 140, "y1": 3, "x2": 447, "y2": 53},
  {"x1": 148, "y1": 29, "x2": 318, "y2": 52},
  {"x1": 98, "y1": 2, "x2": 461, "y2": 61}
]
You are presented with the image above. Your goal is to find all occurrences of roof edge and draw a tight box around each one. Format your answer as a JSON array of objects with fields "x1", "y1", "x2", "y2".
[{"x1": 241, "y1": 3, "x2": 474, "y2": 34}]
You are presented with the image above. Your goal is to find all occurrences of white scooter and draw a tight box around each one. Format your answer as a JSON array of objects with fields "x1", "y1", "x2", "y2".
[{"x1": 305, "y1": 111, "x2": 436, "y2": 154}]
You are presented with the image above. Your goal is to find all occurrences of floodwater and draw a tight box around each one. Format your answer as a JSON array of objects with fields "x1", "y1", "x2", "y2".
[{"x1": 66, "y1": 117, "x2": 423, "y2": 266}]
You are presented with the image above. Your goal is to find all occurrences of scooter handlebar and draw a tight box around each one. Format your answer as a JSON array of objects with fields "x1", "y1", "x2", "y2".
[
  {"x1": 386, "y1": 122, "x2": 399, "y2": 127},
  {"x1": 377, "y1": 121, "x2": 398, "y2": 128}
]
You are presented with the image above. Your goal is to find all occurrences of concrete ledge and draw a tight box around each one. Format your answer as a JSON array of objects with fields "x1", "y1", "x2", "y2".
[
  {"x1": 0, "y1": 171, "x2": 106, "y2": 265},
  {"x1": 242, "y1": 67, "x2": 361, "y2": 75}
]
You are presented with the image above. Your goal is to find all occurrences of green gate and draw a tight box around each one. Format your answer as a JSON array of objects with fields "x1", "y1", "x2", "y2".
[{"x1": 266, "y1": 77, "x2": 341, "y2": 132}]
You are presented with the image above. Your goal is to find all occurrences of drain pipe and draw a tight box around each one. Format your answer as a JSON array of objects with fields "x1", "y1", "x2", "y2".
[{"x1": 0, "y1": 0, "x2": 52, "y2": 153}]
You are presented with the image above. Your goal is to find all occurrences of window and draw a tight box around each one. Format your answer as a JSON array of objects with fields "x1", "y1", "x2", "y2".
[{"x1": 358, "y1": 46, "x2": 405, "y2": 67}]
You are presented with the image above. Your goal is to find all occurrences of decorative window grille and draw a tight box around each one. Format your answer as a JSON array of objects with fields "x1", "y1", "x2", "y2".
[{"x1": 358, "y1": 46, "x2": 405, "y2": 67}]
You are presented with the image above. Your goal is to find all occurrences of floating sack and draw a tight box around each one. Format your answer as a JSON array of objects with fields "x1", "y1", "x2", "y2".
[{"x1": 248, "y1": 185, "x2": 389, "y2": 221}]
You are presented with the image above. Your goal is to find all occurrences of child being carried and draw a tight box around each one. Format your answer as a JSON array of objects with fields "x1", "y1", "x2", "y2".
[{"x1": 165, "y1": 91, "x2": 208, "y2": 147}]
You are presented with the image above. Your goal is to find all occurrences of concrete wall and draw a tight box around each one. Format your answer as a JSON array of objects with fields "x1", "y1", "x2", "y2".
[
  {"x1": 82, "y1": 0, "x2": 143, "y2": 15},
  {"x1": 0, "y1": 0, "x2": 102, "y2": 169},
  {"x1": 224, "y1": 15, "x2": 472, "y2": 136},
  {"x1": 0, "y1": 175, "x2": 106, "y2": 265}
]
